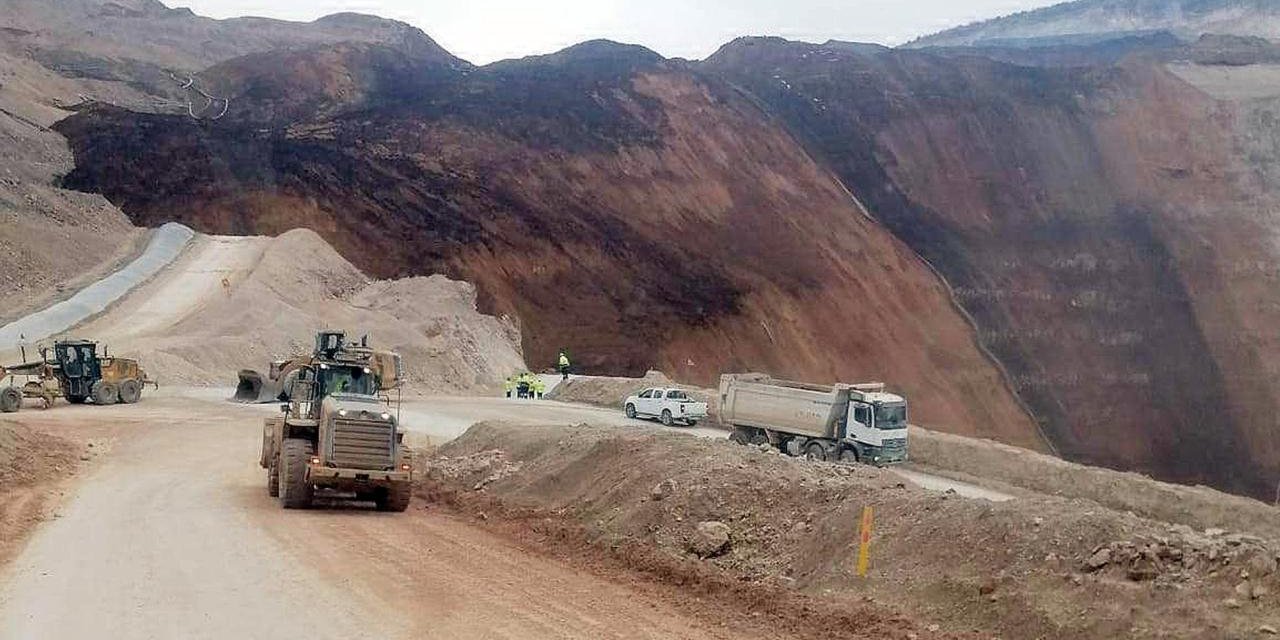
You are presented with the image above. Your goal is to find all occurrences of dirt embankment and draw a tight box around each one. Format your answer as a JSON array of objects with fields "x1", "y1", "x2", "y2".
[
  {"x1": 427, "y1": 422, "x2": 1280, "y2": 640},
  {"x1": 0, "y1": 422, "x2": 79, "y2": 566},
  {"x1": 909, "y1": 426, "x2": 1280, "y2": 541},
  {"x1": 547, "y1": 371, "x2": 721, "y2": 421}
]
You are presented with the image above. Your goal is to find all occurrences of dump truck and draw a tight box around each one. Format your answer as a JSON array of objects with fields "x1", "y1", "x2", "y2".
[
  {"x1": 259, "y1": 331, "x2": 413, "y2": 511},
  {"x1": 720, "y1": 373, "x2": 908, "y2": 466},
  {"x1": 0, "y1": 339, "x2": 152, "y2": 412}
]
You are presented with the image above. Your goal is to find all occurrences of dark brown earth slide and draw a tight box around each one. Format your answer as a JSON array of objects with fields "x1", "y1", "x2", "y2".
[
  {"x1": 52, "y1": 40, "x2": 1042, "y2": 450},
  {"x1": 703, "y1": 38, "x2": 1280, "y2": 499}
]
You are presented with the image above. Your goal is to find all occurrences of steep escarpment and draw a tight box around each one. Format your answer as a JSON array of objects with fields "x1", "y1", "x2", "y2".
[
  {"x1": 53, "y1": 41, "x2": 1042, "y2": 448},
  {"x1": 704, "y1": 37, "x2": 1280, "y2": 498}
]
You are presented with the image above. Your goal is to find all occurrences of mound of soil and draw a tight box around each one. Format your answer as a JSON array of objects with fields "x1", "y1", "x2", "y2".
[
  {"x1": 0, "y1": 421, "x2": 78, "y2": 566},
  {"x1": 428, "y1": 422, "x2": 1280, "y2": 639},
  {"x1": 546, "y1": 371, "x2": 720, "y2": 421},
  {"x1": 96, "y1": 228, "x2": 526, "y2": 394}
]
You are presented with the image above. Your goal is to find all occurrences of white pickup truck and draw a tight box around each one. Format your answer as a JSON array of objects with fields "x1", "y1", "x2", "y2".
[{"x1": 624, "y1": 387, "x2": 709, "y2": 427}]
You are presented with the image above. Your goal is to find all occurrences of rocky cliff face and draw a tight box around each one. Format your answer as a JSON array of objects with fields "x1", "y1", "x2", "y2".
[{"x1": 704, "y1": 36, "x2": 1280, "y2": 497}]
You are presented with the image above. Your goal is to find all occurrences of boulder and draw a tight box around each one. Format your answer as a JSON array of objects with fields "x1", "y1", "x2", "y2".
[{"x1": 689, "y1": 521, "x2": 731, "y2": 558}]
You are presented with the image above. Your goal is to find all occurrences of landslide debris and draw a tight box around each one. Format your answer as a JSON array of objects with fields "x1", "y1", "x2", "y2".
[{"x1": 426, "y1": 421, "x2": 1280, "y2": 640}]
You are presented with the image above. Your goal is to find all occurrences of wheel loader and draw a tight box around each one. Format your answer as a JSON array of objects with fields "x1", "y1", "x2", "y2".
[
  {"x1": 258, "y1": 331, "x2": 413, "y2": 512},
  {"x1": 0, "y1": 340, "x2": 152, "y2": 413}
]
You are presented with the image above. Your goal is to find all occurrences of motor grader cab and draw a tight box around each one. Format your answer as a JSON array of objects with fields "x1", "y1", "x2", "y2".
[
  {"x1": 258, "y1": 331, "x2": 412, "y2": 512},
  {"x1": 0, "y1": 339, "x2": 151, "y2": 413}
]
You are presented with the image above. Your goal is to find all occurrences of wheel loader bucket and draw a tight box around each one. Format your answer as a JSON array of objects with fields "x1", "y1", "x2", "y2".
[{"x1": 235, "y1": 369, "x2": 284, "y2": 404}]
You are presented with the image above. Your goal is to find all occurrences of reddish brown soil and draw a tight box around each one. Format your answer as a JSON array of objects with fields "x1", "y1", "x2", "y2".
[
  {"x1": 704, "y1": 39, "x2": 1280, "y2": 499},
  {"x1": 0, "y1": 421, "x2": 79, "y2": 567}
]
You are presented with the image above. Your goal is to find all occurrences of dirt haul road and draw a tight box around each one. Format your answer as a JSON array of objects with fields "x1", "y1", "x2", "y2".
[{"x1": 0, "y1": 393, "x2": 781, "y2": 640}]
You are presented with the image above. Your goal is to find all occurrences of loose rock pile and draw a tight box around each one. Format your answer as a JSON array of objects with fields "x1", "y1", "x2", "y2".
[
  {"x1": 427, "y1": 449, "x2": 524, "y2": 491},
  {"x1": 1084, "y1": 524, "x2": 1278, "y2": 596}
]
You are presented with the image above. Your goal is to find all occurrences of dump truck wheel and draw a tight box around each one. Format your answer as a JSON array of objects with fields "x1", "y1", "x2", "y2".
[
  {"x1": 91, "y1": 381, "x2": 118, "y2": 406},
  {"x1": 660, "y1": 409, "x2": 674, "y2": 426},
  {"x1": 0, "y1": 388, "x2": 21, "y2": 413},
  {"x1": 805, "y1": 442, "x2": 828, "y2": 462},
  {"x1": 267, "y1": 460, "x2": 280, "y2": 497},
  {"x1": 625, "y1": 404, "x2": 637, "y2": 419},
  {"x1": 376, "y1": 483, "x2": 412, "y2": 512},
  {"x1": 279, "y1": 439, "x2": 314, "y2": 509},
  {"x1": 118, "y1": 379, "x2": 142, "y2": 404}
]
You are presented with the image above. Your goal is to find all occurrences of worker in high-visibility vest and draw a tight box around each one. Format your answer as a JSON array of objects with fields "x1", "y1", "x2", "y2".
[
  {"x1": 558, "y1": 351, "x2": 571, "y2": 381},
  {"x1": 503, "y1": 375, "x2": 517, "y2": 398},
  {"x1": 531, "y1": 376, "x2": 546, "y2": 399}
]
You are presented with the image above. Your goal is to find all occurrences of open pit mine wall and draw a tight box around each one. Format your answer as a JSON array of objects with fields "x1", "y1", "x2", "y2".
[
  {"x1": 51, "y1": 41, "x2": 1044, "y2": 452},
  {"x1": 43, "y1": 15, "x2": 1280, "y2": 498},
  {"x1": 705, "y1": 38, "x2": 1280, "y2": 498}
]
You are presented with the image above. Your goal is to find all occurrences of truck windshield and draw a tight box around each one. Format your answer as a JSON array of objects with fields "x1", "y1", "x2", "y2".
[
  {"x1": 875, "y1": 403, "x2": 907, "y2": 430},
  {"x1": 320, "y1": 366, "x2": 377, "y2": 397}
]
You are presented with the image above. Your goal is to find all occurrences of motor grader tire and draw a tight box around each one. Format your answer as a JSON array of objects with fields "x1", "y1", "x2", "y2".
[
  {"x1": 0, "y1": 388, "x2": 21, "y2": 413},
  {"x1": 279, "y1": 439, "x2": 315, "y2": 509},
  {"x1": 118, "y1": 379, "x2": 142, "y2": 404},
  {"x1": 376, "y1": 482, "x2": 412, "y2": 513},
  {"x1": 91, "y1": 381, "x2": 118, "y2": 406},
  {"x1": 267, "y1": 460, "x2": 280, "y2": 497}
]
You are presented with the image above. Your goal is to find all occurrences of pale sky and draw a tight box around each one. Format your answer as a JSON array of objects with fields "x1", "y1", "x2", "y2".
[{"x1": 179, "y1": 0, "x2": 1063, "y2": 64}]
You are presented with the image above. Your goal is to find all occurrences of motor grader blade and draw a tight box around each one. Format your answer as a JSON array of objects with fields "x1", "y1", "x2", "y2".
[{"x1": 235, "y1": 369, "x2": 285, "y2": 404}]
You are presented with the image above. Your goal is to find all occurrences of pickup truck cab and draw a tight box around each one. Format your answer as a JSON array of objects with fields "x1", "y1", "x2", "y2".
[{"x1": 624, "y1": 387, "x2": 709, "y2": 426}]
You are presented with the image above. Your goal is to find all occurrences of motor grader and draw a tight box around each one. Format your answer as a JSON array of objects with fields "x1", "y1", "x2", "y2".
[
  {"x1": 258, "y1": 331, "x2": 413, "y2": 512},
  {"x1": 0, "y1": 339, "x2": 152, "y2": 413}
]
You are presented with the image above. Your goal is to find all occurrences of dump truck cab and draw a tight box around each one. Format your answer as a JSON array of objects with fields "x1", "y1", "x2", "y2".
[
  {"x1": 260, "y1": 331, "x2": 412, "y2": 512},
  {"x1": 845, "y1": 387, "x2": 909, "y2": 465}
]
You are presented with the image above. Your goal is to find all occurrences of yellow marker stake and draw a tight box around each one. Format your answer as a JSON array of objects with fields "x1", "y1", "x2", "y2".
[{"x1": 857, "y1": 506, "x2": 874, "y2": 577}]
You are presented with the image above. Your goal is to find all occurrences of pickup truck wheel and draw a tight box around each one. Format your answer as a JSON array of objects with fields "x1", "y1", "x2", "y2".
[
  {"x1": 660, "y1": 409, "x2": 674, "y2": 426},
  {"x1": 0, "y1": 388, "x2": 21, "y2": 413},
  {"x1": 279, "y1": 438, "x2": 315, "y2": 509},
  {"x1": 625, "y1": 404, "x2": 637, "y2": 419},
  {"x1": 686, "y1": 419, "x2": 699, "y2": 427},
  {"x1": 839, "y1": 448, "x2": 860, "y2": 464},
  {"x1": 805, "y1": 442, "x2": 828, "y2": 462}
]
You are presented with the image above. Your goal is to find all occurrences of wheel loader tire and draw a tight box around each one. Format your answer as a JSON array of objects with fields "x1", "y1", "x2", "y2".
[
  {"x1": 0, "y1": 388, "x2": 21, "y2": 414},
  {"x1": 376, "y1": 482, "x2": 412, "y2": 512},
  {"x1": 91, "y1": 381, "x2": 118, "y2": 406},
  {"x1": 660, "y1": 409, "x2": 674, "y2": 427},
  {"x1": 279, "y1": 438, "x2": 314, "y2": 509},
  {"x1": 267, "y1": 460, "x2": 280, "y2": 497},
  {"x1": 118, "y1": 379, "x2": 142, "y2": 404}
]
